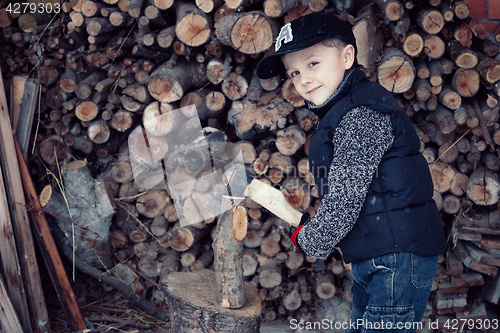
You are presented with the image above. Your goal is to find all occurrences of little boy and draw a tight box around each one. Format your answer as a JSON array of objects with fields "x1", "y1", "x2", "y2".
[{"x1": 256, "y1": 11, "x2": 447, "y2": 333}]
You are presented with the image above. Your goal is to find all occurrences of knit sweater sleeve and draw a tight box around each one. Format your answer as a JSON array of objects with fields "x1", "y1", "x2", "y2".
[{"x1": 296, "y1": 106, "x2": 394, "y2": 259}]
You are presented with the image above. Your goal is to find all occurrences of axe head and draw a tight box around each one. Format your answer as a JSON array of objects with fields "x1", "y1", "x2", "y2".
[{"x1": 203, "y1": 165, "x2": 256, "y2": 216}]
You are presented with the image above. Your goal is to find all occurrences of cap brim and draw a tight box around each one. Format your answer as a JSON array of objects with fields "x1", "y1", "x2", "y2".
[{"x1": 256, "y1": 35, "x2": 329, "y2": 79}]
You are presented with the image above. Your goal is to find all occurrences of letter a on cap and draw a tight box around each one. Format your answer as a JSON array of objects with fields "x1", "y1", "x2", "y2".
[{"x1": 276, "y1": 23, "x2": 293, "y2": 51}]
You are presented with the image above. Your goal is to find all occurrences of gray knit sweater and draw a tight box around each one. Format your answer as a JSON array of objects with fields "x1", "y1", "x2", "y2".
[{"x1": 297, "y1": 106, "x2": 395, "y2": 259}]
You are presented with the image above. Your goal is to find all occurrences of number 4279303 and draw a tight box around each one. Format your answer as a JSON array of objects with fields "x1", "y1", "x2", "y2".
[
  {"x1": 6, "y1": 2, "x2": 61, "y2": 15},
  {"x1": 443, "y1": 318, "x2": 498, "y2": 330}
]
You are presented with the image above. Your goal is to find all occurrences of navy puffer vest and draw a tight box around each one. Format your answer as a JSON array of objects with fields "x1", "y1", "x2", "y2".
[{"x1": 308, "y1": 69, "x2": 447, "y2": 263}]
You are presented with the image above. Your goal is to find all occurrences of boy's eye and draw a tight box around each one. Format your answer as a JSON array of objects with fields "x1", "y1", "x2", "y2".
[
  {"x1": 290, "y1": 71, "x2": 299, "y2": 78},
  {"x1": 309, "y1": 61, "x2": 318, "y2": 68}
]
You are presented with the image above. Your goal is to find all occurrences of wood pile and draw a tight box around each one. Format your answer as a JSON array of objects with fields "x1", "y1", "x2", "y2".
[{"x1": 2, "y1": 0, "x2": 500, "y2": 330}]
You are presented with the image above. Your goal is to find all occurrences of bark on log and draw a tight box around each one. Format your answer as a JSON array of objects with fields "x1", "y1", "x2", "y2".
[
  {"x1": 148, "y1": 60, "x2": 208, "y2": 103},
  {"x1": 213, "y1": 201, "x2": 248, "y2": 308},
  {"x1": 161, "y1": 270, "x2": 261, "y2": 332},
  {"x1": 40, "y1": 160, "x2": 115, "y2": 268}
]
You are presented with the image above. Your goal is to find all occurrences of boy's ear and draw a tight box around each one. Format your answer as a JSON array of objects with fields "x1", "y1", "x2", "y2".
[{"x1": 343, "y1": 45, "x2": 355, "y2": 69}]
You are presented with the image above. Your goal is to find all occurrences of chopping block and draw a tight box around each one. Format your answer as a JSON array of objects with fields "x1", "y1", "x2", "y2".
[{"x1": 160, "y1": 269, "x2": 262, "y2": 333}]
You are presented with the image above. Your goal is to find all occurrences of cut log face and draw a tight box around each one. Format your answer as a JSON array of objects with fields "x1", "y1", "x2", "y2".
[
  {"x1": 466, "y1": 169, "x2": 500, "y2": 206},
  {"x1": 452, "y1": 68, "x2": 480, "y2": 97},
  {"x1": 143, "y1": 101, "x2": 180, "y2": 136},
  {"x1": 418, "y1": 9, "x2": 444, "y2": 35},
  {"x1": 377, "y1": 47, "x2": 416, "y2": 93},
  {"x1": 175, "y1": 2, "x2": 212, "y2": 47},
  {"x1": 136, "y1": 189, "x2": 170, "y2": 218},
  {"x1": 216, "y1": 11, "x2": 278, "y2": 54}
]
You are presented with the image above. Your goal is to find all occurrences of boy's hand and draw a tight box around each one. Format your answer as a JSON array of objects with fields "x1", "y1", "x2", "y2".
[{"x1": 290, "y1": 212, "x2": 310, "y2": 252}]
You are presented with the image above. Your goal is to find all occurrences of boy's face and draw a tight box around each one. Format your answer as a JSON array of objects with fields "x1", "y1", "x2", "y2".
[{"x1": 282, "y1": 43, "x2": 355, "y2": 106}]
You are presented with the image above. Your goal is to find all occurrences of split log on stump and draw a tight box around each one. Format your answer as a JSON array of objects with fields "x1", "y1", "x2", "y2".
[
  {"x1": 175, "y1": 1, "x2": 212, "y2": 47},
  {"x1": 377, "y1": 47, "x2": 415, "y2": 93},
  {"x1": 466, "y1": 168, "x2": 500, "y2": 206},
  {"x1": 212, "y1": 201, "x2": 248, "y2": 308},
  {"x1": 215, "y1": 11, "x2": 278, "y2": 54},
  {"x1": 40, "y1": 160, "x2": 115, "y2": 268},
  {"x1": 148, "y1": 60, "x2": 208, "y2": 103},
  {"x1": 161, "y1": 270, "x2": 261, "y2": 332}
]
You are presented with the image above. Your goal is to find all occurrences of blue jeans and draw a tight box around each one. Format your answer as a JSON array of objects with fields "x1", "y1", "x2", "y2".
[{"x1": 345, "y1": 252, "x2": 438, "y2": 333}]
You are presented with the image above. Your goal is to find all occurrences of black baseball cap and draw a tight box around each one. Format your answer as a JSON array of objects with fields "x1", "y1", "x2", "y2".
[{"x1": 256, "y1": 12, "x2": 357, "y2": 79}]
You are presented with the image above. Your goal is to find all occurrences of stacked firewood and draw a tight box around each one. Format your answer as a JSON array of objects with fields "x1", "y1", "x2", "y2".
[{"x1": 2, "y1": 0, "x2": 500, "y2": 329}]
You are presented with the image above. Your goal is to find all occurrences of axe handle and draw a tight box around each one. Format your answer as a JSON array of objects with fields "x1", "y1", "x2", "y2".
[{"x1": 244, "y1": 179, "x2": 301, "y2": 228}]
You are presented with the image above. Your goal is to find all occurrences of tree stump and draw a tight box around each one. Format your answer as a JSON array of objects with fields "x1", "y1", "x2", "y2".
[{"x1": 160, "y1": 269, "x2": 261, "y2": 333}]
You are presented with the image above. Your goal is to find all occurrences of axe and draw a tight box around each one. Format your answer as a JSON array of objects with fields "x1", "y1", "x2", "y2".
[{"x1": 203, "y1": 165, "x2": 302, "y2": 227}]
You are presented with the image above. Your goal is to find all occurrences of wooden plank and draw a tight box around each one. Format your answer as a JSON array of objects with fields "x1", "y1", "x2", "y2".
[
  {"x1": 0, "y1": 275, "x2": 24, "y2": 333},
  {"x1": 462, "y1": 256, "x2": 498, "y2": 277},
  {"x1": 460, "y1": 226, "x2": 500, "y2": 236},
  {"x1": 15, "y1": 78, "x2": 39, "y2": 160},
  {"x1": 457, "y1": 231, "x2": 482, "y2": 242},
  {"x1": 465, "y1": 242, "x2": 500, "y2": 267},
  {"x1": 480, "y1": 234, "x2": 500, "y2": 250},
  {"x1": 14, "y1": 137, "x2": 87, "y2": 332},
  {"x1": 0, "y1": 164, "x2": 31, "y2": 332},
  {"x1": 10, "y1": 75, "x2": 26, "y2": 132},
  {"x1": 0, "y1": 67, "x2": 50, "y2": 332},
  {"x1": 461, "y1": 272, "x2": 484, "y2": 287}
]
